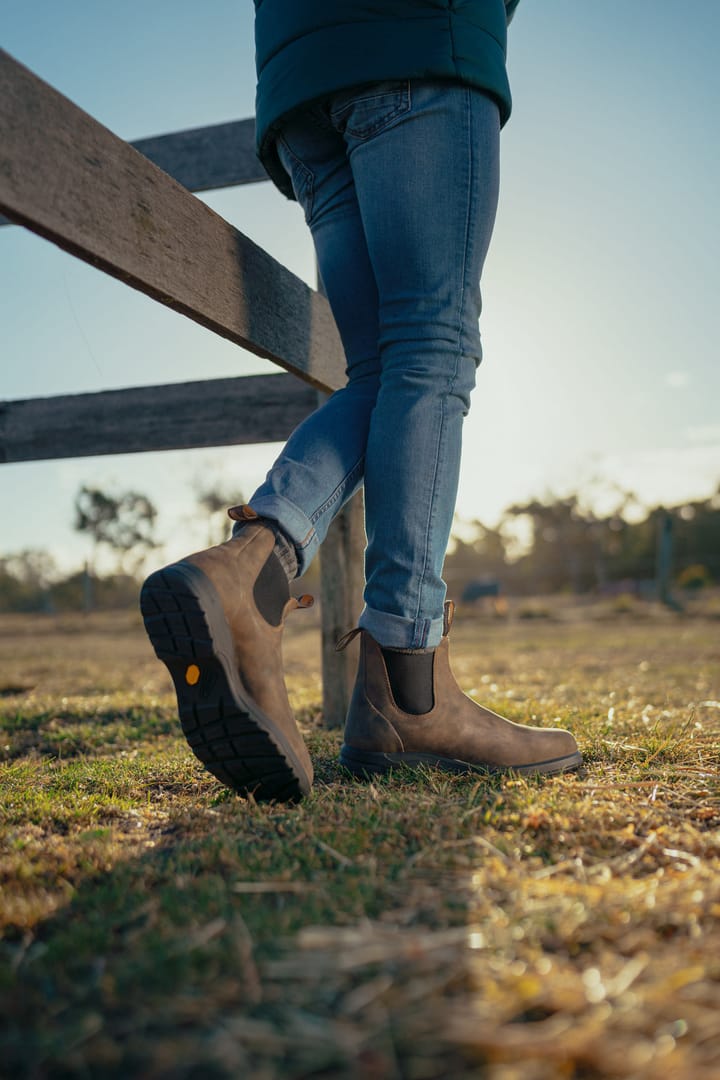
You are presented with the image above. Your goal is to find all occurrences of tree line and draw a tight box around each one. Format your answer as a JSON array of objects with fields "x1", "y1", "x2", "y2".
[
  {"x1": 0, "y1": 482, "x2": 241, "y2": 614},
  {"x1": 444, "y1": 486, "x2": 720, "y2": 598},
  {"x1": 1, "y1": 482, "x2": 718, "y2": 612}
]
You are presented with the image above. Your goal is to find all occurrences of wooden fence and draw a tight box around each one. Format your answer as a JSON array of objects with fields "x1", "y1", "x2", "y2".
[{"x1": 0, "y1": 48, "x2": 364, "y2": 726}]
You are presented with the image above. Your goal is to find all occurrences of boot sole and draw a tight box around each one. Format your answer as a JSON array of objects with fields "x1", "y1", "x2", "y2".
[
  {"x1": 140, "y1": 562, "x2": 311, "y2": 803},
  {"x1": 340, "y1": 744, "x2": 583, "y2": 779}
]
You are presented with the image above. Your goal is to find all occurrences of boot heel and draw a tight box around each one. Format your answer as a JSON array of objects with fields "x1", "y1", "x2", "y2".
[{"x1": 339, "y1": 744, "x2": 396, "y2": 777}]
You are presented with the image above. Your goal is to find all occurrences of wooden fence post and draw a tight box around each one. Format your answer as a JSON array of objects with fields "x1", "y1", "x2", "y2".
[
  {"x1": 656, "y1": 511, "x2": 683, "y2": 612},
  {"x1": 319, "y1": 490, "x2": 366, "y2": 728},
  {"x1": 313, "y1": 267, "x2": 366, "y2": 726}
]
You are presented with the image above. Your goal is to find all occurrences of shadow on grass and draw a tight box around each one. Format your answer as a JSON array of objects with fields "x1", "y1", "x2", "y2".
[
  {"x1": 1, "y1": 737, "x2": 508, "y2": 1079},
  {"x1": 2, "y1": 687, "x2": 719, "y2": 1078}
]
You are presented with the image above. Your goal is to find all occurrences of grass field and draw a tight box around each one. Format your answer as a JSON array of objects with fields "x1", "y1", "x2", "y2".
[{"x1": 0, "y1": 602, "x2": 718, "y2": 1079}]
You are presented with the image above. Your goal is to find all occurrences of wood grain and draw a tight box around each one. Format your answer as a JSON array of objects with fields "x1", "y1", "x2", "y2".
[
  {"x1": 0, "y1": 375, "x2": 317, "y2": 463},
  {"x1": 132, "y1": 117, "x2": 265, "y2": 193},
  {"x1": 0, "y1": 50, "x2": 345, "y2": 393},
  {"x1": 0, "y1": 117, "x2": 265, "y2": 226},
  {"x1": 319, "y1": 491, "x2": 366, "y2": 727}
]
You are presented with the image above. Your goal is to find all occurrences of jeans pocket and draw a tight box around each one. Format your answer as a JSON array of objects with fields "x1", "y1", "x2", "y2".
[
  {"x1": 276, "y1": 134, "x2": 315, "y2": 220},
  {"x1": 330, "y1": 80, "x2": 411, "y2": 140}
]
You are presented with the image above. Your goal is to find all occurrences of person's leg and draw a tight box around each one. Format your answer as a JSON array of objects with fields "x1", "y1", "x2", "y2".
[
  {"x1": 242, "y1": 105, "x2": 383, "y2": 573},
  {"x1": 251, "y1": 83, "x2": 500, "y2": 648},
  {"x1": 327, "y1": 82, "x2": 581, "y2": 777},
  {"x1": 247, "y1": 82, "x2": 499, "y2": 652},
  {"x1": 139, "y1": 104, "x2": 388, "y2": 803},
  {"x1": 341, "y1": 82, "x2": 500, "y2": 648}
]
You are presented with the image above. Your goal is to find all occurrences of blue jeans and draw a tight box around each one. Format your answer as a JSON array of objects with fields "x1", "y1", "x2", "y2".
[{"x1": 247, "y1": 80, "x2": 500, "y2": 649}]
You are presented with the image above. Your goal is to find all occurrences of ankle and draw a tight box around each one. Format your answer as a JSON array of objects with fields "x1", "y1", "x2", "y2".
[
  {"x1": 269, "y1": 527, "x2": 299, "y2": 582},
  {"x1": 228, "y1": 504, "x2": 298, "y2": 581}
]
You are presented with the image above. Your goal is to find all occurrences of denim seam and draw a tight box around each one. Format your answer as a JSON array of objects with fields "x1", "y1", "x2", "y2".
[
  {"x1": 412, "y1": 86, "x2": 472, "y2": 650},
  {"x1": 332, "y1": 81, "x2": 408, "y2": 111},
  {"x1": 277, "y1": 133, "x2": 315, "y2": 220},
  {"x1": 332, "y1": 81, "x2": 411, "y2": 140},
  {"x1": 339, "y1": 87, "x2": 412, "y2": 144},
  {"x1": 296, "y1": 528, "x2": 316, "y2": 552},
  {"x1": 309, "y1": 454, "x2": 364, "y2": 526},
  {"x1": 453, "y1": 88, "x2": 474, "y2": 397},
  {"x1": 412, "y1": 392, "x2": 445, "y2": 649}
]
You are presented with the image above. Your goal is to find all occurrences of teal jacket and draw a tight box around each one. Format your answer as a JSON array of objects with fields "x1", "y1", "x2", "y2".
[{"x1": 254, "y1": 0, "x2": 521, "y2": 198}]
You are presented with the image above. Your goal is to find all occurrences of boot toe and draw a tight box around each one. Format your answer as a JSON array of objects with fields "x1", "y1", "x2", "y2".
[{"x1": 527, "y1": 726, "x2": 581, "y2": 773}]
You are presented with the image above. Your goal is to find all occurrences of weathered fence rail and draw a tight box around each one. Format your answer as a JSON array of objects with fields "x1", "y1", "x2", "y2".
[
  {"x1": 0, "y1": 48, "x2": 363, "y2": 725},
  {"x1": 0, "y1": 51, "x2": 344, "y2": 392},
  {"x1": 0, "y1": 374, "x2": 316, "y2": 464},
  {"x1": 0, "y1": 118, "x2": 266, "y2": 229}
]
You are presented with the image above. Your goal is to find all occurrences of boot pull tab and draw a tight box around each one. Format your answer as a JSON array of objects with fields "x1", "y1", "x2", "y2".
[
  {"x1": 285, "y1": 593, "x2": 314, "y2": 615},
  {"x1": 443, "y1": 600, "x2": 455, "y2": 636},
  {"x1": 335, "y1": 627, "x2": 362, "y2": 652},
  {"x1": 227, "y1": 504, "x2": 258, "y2": 522}
]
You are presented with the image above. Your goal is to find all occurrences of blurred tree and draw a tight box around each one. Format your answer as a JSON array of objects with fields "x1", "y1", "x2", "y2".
[
  {"x1": 0, "y1": 549, "x2": 58, "y2": 612},
  {"x1": 672, "y1": 488, "x2": 720, "y2": 582},
  {"x1": 503, "y1": 495, "x2": 605, "y2": 593},
  {"x1": 50, "y1": 570, "x2": 141, "y2": 612},
  {"x1": 501, "y1": 486, "x2": 720, "y2": 595},
  {"x1": 443, "y1": 520, "x2": 508, "y2": 598},
  {"x1": 74, "y1": 486, "x2": 158, "y2": 577}
]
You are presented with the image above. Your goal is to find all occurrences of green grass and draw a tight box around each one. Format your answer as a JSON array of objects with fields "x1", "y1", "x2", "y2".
[{"x1": 1, "y1": 607, "x2": 719, "y2": 1078}]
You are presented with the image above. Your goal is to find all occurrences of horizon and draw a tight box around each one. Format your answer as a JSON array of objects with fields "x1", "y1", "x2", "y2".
[
  {"x1": 5, "y1": 474, "x2": 719, "y2": 581},
  {"x1": 2, "y1": 1, "x2": 719, "y2": 574}
]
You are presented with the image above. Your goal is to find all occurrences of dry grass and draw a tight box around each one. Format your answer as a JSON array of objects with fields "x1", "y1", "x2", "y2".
[{"x1": 0, "y1": 604, "x2": 718, "y2": 1078}]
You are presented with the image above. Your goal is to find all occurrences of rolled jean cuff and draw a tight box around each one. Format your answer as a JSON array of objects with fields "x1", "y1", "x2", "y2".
[
  {"x1": 240, "y1": 494, "x2": 319, "y2": 577},
  {"x1": 358, "y1": 604, "x2": 445, "y2": 650}
]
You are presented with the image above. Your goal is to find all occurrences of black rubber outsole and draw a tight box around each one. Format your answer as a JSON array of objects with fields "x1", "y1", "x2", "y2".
[
  {"x1": 140, "y1": 563, "x2": 310, "y2": 803},
  {"x1": 340, "y1": 743, "x2": 583, "y2": 779}
]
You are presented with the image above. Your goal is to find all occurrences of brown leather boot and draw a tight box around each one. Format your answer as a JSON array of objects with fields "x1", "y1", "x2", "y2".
[
  {"x1": 140, "y1": 521, "x2": 314, "y2": 802},
  {"x1": 337, "y1": 604, "x2": 582, "y2": 778}
]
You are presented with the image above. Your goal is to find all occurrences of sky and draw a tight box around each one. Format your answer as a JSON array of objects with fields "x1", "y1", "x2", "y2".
[{"x1": 2, "y1": 1, "x2": 719, "y2": 572}]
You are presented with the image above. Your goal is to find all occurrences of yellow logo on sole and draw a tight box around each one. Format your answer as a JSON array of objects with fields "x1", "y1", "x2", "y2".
[{"x1": 185, "y1": 664, "x2": 200, "y2": 686}]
